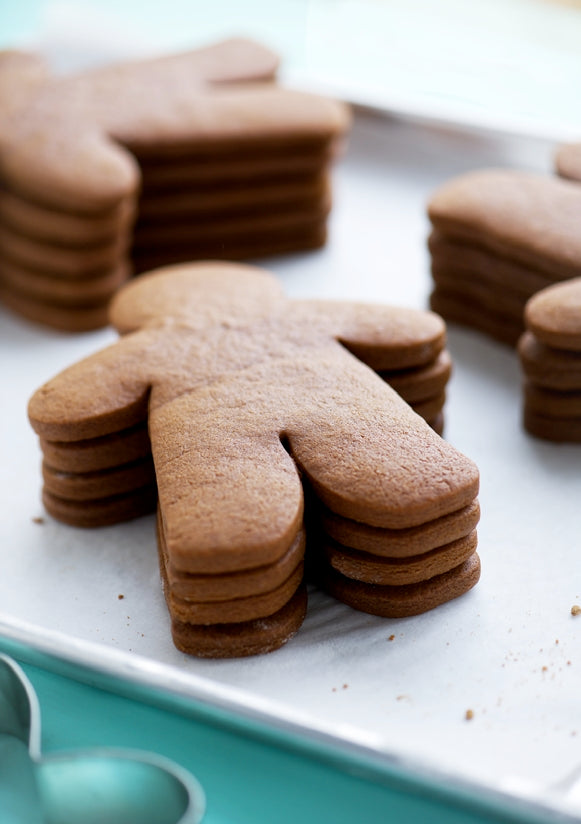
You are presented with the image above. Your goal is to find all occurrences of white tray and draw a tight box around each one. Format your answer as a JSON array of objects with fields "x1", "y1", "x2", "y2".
[{"x1": 1, "y1": 107, "x2": 581, "y2": 817}]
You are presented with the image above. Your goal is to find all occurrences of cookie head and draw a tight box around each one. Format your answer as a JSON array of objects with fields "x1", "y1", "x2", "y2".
[{"x1": 110, "y1": 261, "x2": 286, "y2": 333}]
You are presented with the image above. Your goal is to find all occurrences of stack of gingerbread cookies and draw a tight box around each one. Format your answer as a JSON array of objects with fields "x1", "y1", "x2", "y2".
[
  {"x1": 379, "y1": 349, "x2": 451, "y2": 435},
  {"x1": 426, "y1": 169, "x2": 581, "y2": 345},
  {"x1": 37, "y1": 422, "x2": 156, "y2": 528},
  {"x1": 313, "y1": 498, "x2": 480, "y2": 620},
  {"x1": 28, "y1": 262, "x2": 480, "y2": 658},
  {"x1": 518, "y1": 278, "x2": 581, "y2": 443},
  {"x1": 0, "y1": 40, "x2": 349, "y2": 331}
]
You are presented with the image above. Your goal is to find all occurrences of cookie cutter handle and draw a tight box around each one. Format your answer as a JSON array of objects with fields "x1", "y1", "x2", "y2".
[
  {"x1": 0, "y1": 655, "x2": 44, "y2": 823},
  {"x1": 37, "y1": 750, "x2": 206, "y2": 824},
  {"x1": 0, "y1": 654, "x2": 205, "y2": 824},
  {"x1": 0, "y1": 653, "x2": 41, "y2": 750}
]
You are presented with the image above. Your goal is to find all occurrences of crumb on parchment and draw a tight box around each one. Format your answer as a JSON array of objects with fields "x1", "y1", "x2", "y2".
[
  {"x1": 571, "y1": 605, "x2": 581, "y2": 616},
  {"x1": 465, "y1": 709, "x2": 474, "y2": 721}
]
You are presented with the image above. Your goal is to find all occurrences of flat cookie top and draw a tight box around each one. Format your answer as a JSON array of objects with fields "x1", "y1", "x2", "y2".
[
  {"x1": 1, "y1": 39, "x2": 350, "y2": 210},
  {"x1": 525, "y1": 277, "x2": 581, "y2": 352},
  {"x1": 428, "y1": 169, "x2": 581, "y2": 277},
  {"x1": 29, "y1": 262, "x2": 478, "y2": 574}
]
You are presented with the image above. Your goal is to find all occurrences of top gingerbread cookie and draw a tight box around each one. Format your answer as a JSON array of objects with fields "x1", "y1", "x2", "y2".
[
  {"x1": 1, "y1": 39, "x2": 348, "y2": 212},
  {"x1": 0, "y1": 39, "x2": 350, "y2": 331},
  {"x1": 28, "y1": 262, "x2": 479, "y2": 575}
]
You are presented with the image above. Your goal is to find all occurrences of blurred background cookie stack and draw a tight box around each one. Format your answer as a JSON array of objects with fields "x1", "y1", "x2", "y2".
[
  {"x1": 426, "y1": 169, "x2": 581, "y2": 346},
  {"x1": 518, "y1": 278, "x2": 581, "y2": 443},
  {"x1": 0, "y1": 39, "x2": 350, "y2": 331},
  {"x1": 0, "y1": 50, "x2": 131, "y2": 332}
]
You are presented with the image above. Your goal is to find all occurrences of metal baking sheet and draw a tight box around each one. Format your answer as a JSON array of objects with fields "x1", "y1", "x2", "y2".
[{"x1": 1, "y1": 93, "x2": 581, "y2": 821}]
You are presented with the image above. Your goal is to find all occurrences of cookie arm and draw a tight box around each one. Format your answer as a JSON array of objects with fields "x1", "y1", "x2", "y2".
[
  {"x1": 28, "y1": 331, "x2": 154, "y2": 442},
  {"x1": 300, "y1": 299, "x2": 446, "y2": 371},
  {"x1": 1, "y1": 124, "x2": 138, "y2": 212}
]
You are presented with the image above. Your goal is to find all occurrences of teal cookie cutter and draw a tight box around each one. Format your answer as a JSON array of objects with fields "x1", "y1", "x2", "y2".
[{"x1": 0, "y1": 654, "x2": 205, "y2": 824}]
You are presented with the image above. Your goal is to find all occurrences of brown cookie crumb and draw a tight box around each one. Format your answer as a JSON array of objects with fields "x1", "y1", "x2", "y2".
[
  {"x1": 571, "y1": 605, "x2": 581, "y2": 616},
  {"x1": 465, "y1": 709, "x2": 474, "y2": 721},
  {"x1": 32, "y1": 516, "x2": 45, "y2": 524}
]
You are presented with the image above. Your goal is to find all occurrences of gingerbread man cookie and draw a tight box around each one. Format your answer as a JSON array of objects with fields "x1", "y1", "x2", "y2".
[
  {"x1": 1, "y1": 39, "x2": 349, "y2": 331},
  {"x1": 29, "y1": 262, "x2": 480, "y2": 657}
]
